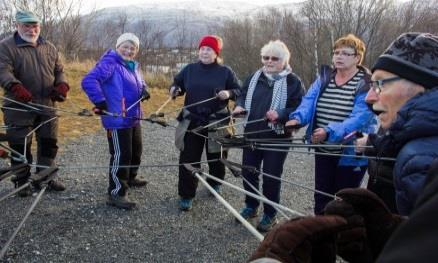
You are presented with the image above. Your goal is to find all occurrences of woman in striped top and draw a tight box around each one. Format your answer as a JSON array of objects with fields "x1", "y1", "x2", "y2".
[{"x1": 286, "y1": 34, "x2": 377, "y2": 215}]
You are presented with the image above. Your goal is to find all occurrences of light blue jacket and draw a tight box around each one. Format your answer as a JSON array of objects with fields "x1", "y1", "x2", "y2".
[{"x1": 289, "y1": 66, "x2": 377, "y2": 166}]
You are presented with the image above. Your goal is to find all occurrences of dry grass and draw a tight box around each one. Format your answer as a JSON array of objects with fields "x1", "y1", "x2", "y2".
[{"x1": 1, "y1": 61, "x2": 183, "y2": 145}]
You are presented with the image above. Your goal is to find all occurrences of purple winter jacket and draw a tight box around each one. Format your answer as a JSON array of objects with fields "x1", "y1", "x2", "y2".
[{"x1": 82, "y1": 49, "x2": 146, "y2": 129}]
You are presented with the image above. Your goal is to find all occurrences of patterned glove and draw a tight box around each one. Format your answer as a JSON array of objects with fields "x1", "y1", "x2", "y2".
[
  {"x1": 10, "y1": 84, "x2": 32, "y2": 102},
  {"x1": 248, "y1": 216, "x2": 347, "y2": 263},
  {"x1": 324, "y1": 188, "x2": 405, "y2": 262}
]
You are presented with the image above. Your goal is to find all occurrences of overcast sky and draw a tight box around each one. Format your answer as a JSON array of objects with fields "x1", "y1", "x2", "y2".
[{"x1": 81, "y1": 0, "x2": 305, "y2": 13}]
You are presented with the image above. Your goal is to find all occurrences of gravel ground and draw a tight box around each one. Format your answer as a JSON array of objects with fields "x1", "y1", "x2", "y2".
[{"x1": 0, "y1": 120, "x2": 318, "y2": 263}]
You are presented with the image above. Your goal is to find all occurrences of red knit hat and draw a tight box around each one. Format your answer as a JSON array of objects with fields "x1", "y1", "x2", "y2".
[{"x1": 198, "y1": 35, "x2": 222, "y2": 55}]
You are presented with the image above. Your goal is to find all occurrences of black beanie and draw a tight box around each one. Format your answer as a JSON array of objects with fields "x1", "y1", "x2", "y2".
[{"x1": 372, "y1": 32, "x2": 438, "y2": 89}]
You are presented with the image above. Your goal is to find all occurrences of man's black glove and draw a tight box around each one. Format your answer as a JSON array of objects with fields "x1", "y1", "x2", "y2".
[
  {"x1": 141, "y1": 88, "x2": 150, "y2": 101},
  {"x1": 248, "y1": 216, "x2": 347, "y2": 263},
  {"x1": 324, "y1": 188, "x2": 405, "y2": 262},
  {"x1": 92, "y1": 101, "x2": 108, "y2": 115}
]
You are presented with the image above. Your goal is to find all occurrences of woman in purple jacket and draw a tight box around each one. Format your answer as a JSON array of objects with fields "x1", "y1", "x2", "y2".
[{"x1": 82, "y1": 33, "x2": 150, "y2": 210}]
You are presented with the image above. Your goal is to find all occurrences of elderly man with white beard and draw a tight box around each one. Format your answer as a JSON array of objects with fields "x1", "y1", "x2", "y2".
[{"x1": 0, "y1": 10, "x2": 69, "y2": 196}]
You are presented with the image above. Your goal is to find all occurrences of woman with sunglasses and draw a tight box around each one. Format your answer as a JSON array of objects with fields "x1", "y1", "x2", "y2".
[
  {"x1": 286, "y1": 34, "x2": 377, "y2": 215},
  {"x1": 232, "y1": 40, "x2": 304, "y2": 231}
]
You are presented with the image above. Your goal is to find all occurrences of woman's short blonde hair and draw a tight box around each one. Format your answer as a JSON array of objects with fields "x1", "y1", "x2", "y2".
[
  {"x1": 260, "y1": 40, "x2": 291, "y2": 67},
  {"x1": 333, "y1": 34, "x2": 366, "y2": 64}
]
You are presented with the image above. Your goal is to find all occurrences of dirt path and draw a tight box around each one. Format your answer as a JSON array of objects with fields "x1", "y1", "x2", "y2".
[{"x1": 0, "y1": 121, "x2": 315, "y2": 262}]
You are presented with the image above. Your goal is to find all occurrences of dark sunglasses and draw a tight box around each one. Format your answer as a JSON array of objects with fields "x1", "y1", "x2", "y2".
[
  {"x1": 368, "y1": 76, "x2": 402, "y2": 94},
  {"x1": 262, "y1": 56, "x2": 280, "y2": 62}
]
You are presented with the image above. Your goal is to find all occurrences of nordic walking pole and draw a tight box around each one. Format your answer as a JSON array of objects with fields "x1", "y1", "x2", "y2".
[
  {"x1": 183, "y1": 164, "x2": 264, "y2": 241},
  {"x1": 0, "y1": 186, "x2": 47, "y2": 260}
]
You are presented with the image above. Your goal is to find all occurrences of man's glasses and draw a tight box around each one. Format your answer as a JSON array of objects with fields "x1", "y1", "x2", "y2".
[
  {"x1": 332, "y1": 51, "x2": 356, "y2": 57},
  {"x1": 19, "y1": 23, "x2": 40, "y2": 30},
  {"x1": 262, "y1": 56, "x2": 280, "y2": 62},
  {"x1": 368, "y1": 76, "x2": 402, "y2": 94}
]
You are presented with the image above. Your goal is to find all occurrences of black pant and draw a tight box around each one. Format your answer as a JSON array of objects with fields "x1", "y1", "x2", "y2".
[
  {"x1": 107, "y1": 125, "x2": 142, "y2": 197},
  {"x1": 241, "y1": 148, "x2": 288, "y2": 217},
  {"x1": 367, "y1": 175, "x2": 397, "y2": 213},
  {"x1": 5, "y1": 112, "x2": 58, "y2": 184},
  {"x1": 314, "y1": 153, "x2": 367, "y2": 215},
  {"x1": 178, "y1": 123, "x2": 226, "y2": 199}
]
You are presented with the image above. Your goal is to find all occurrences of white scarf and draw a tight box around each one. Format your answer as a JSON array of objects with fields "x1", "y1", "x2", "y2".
[{"x1": 244, "y1": 66, "x2": 291, "y2": 134}]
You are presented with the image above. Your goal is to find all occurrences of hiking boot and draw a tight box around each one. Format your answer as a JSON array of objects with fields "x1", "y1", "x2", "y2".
[
  {"x1": 18, "y1": 185, "x2": 32, "y2": 197},
  {"x1": 236, "y1": 207, "x2": 258, "y2": 223},
  {"x1": 179, "y1": 198, "x2": 193, "y2": 211},
  {"x1": 13, "y1": 179, "x2": 32, "y2": 197},
  {"x1": 14, "y1": 182, "x2": 32, "y2": 197},
  {"x1": 107, "y1": 195, "x2": 137, "y2": 210},
  {"x1": 257, "y1": 214, "x2": 278, "y2": 232},
  {"x1": 48, "y1": 180, "x2": 66, "y2": 191},
  {"x1": 128, "y1": 178, "x2": 148, "y2": 187}
]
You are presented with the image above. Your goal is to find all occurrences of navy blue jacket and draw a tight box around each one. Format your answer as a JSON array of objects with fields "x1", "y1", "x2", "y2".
[
  {"x1": 236, "y1": 71, "x2": 304, "y2": 138},
  {"x1": 377, "y1": 159, "x2": 438, "y2": 262},
  {"x1": 370, "y1": 88, "x2": 438, "y2": 215},
  {"x1": 173, "y1": 61, "x2": 241, "y2": 124}
]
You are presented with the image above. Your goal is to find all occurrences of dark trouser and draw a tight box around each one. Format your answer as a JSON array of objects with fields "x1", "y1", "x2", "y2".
[
  {"x1": 4, "y1": 111, "x2": 58, "y2": 185},
  {"x1": 178, "y1": 123, "x2": 226, "y2": 199},
  {"x1": 242, "y1": 148, "x2": 288, "y2": 217},
  {"x1": 107, "y1": 125, "x2": 142, "y2": 197},
  {"x1": 314, "y1": 153, "x2": 367, "y2": 215},
  {"x1": 367, "y1": 175, "x2": 397, "y2": 213}
]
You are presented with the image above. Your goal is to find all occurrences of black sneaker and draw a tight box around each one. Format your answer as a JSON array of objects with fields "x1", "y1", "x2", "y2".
[
  {"x1": 107, "y1": 195, "x2": 137, "y2": 210},
  {"x1": 48, "y1": 180, "x2": 66, "y2": 191},
  {"x1": 128, "y1": 178, "x2": 148, "y2": 187}
]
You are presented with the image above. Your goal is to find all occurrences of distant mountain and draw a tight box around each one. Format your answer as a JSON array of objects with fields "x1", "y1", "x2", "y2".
[{"x1": 84, "y1": 0, "x2": 303, "y2": 47}]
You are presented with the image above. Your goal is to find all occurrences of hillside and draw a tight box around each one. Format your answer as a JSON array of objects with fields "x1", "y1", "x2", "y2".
[{"x1": 83, "y1": 0, "x2": 303, "y2": 47}]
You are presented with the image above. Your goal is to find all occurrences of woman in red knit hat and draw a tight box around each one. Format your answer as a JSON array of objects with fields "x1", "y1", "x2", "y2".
[{"x1": 170, "y1": 35, "x2": 241, "y2": 211}]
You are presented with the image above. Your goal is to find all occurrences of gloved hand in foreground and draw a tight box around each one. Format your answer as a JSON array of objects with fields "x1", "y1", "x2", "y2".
[
  {"x1": 324, "y1": 188, "x2": 405, "y2": 262},
  {"x1": 248, "y1": 216, "x2": 347, "y2": 263}
]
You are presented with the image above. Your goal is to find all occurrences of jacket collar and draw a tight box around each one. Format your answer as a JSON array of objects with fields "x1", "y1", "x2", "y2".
[
  {"x1": 105, "y1": 49, "x2": 139, "y2": 70},
  {"x1": 14, "y1": 31, "x2": 45, "y2": 47}
]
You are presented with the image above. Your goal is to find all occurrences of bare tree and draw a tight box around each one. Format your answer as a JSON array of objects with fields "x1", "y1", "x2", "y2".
[{"x1": 220, "y1": 17, "x2": 259, "y2": 79}]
